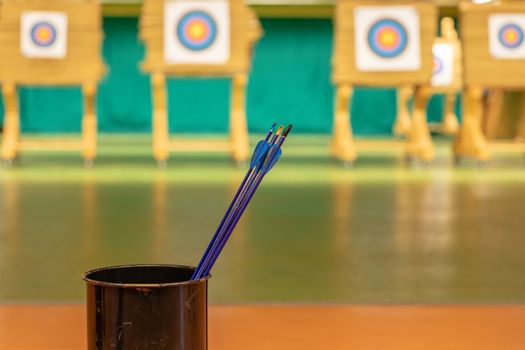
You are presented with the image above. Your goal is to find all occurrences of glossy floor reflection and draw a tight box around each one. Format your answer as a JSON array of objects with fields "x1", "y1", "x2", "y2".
[{"x1": 1, "y1": 135, "x2": 525, "y2": 303}]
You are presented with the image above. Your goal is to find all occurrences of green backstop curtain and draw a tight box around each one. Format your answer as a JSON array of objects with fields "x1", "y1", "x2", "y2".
[{"x1": 0, "y1": 18, "x2": 457, "y2": 135}]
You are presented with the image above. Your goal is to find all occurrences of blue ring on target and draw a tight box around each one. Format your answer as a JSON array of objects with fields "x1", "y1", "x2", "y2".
[
  {"x1": 177, "y1": 11, "x2": 217, "y2": 51},
  {"x1": 367, "y1": 18, "x2": 408, "y2": 58},
  {"x1": 433, "y1": 55, "x2": 444, "y2": 75},
  {"x1": 498, "y1": 23, "x2": 524, "y2": 49},
  {"x1": 30, "y1": 21, "x2": 57, "y2": 47}
]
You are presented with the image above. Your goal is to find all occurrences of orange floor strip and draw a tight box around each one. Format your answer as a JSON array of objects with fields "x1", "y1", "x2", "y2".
[{"x1": 0, "y1": 305, "x2": 524, "y2": 349}]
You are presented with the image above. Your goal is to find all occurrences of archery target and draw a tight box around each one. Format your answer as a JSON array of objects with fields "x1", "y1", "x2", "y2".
[
  {"x1": 21, "y1": 11, "x2": 68, "y2": 59},
  {"x1": 355, "y1": 6, "x2": 421, "y2": 72},
  {"x1": 178, "y1": 11, "x2": 217, "y2": 51},
  {"x1": 431, "y1": 43, "x2": 454, "y2": 87},
  {"x1": 164, "y1": 0, "x2": 230, "y2": 64},
  {"x1": 489, "y1": 14, "x2": 525, "y2": 59},
  {"x1": 368, "y1": 19, "x2": 408, "y2": 58}
]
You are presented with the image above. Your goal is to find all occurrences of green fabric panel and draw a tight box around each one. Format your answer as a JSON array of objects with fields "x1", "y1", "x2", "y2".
[
  {"x1": 428, "y1": 95, "x2": 445, "y2": 123},
  {"x1": 0, "y1": 17, "x2": 457, "y2": 135},
  {"x1": 167, "y1": 78, "x2": 230, "y2": 133},
  {"x1": 351, "y1": 88, "x2": 397, "y2": 135},
  {"x1": 247, "y1": 19, "x2": 334, "y2": 133},
  {"x1": 17, "y1": 87, "x2": 82, "y2": 132},
  {"x1": 98, "y1": 18, "x2": 151, "y2": 132}
]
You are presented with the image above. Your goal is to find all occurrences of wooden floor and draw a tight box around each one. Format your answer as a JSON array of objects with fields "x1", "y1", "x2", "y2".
[{"x1": 0, "y1": 305, "x2": 524, "y2": 349}]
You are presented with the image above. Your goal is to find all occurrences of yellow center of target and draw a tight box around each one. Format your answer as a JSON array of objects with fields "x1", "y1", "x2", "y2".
[
  {"x1": 379, "y1": 30, "x2": 397, "y2": 48},
  {"x1": 505, "y1": 30, "x2": 517, "y2": 43},
  {"x1": 37, "y1": 29, "x2": 51, "y2": 42},
  {"x1": 188, "y1": 22, "x2": 207, "y2": 40}
]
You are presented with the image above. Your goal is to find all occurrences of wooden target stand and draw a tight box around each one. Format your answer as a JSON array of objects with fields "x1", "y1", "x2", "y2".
[
  {"x1": 434, "y1": 17, "x2": 462, "y2": 135},
  {"x1": 0, "y1": 0, "x2": 105, "y2": 167},
  {"x1": 395, "y1": 17, "x2": 462, "y2": 137},
  {"x1": 456, "y1": 0, "x2": 525, "y2": 163},
  {"x1": 331, "y1": 0, "x2": 437, "y2": 166},
  {"x1": 139, "y1": 0, "x2": 262, "y2": 166},
  {"x1": 483, "y1": 89, "x2": 525, "y2": 141}
]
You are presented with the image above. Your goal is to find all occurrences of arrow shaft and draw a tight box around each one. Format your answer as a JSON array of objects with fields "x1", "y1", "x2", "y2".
[
  {"x1": 201, "y1": 171, "x2": 266, "y2": 278},
  {"x1": 192, "y1": 168, "x2": 253, "y2": 279},
  {"x1": 191, "y1": 123, "x2": 291, "y2": 280},
  {"x1": 193, "y1": 167, "x2": 261, "y2": 279}
]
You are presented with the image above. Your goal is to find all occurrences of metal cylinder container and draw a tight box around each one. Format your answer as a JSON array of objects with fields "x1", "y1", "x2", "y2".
[{"x1": 83, "y1": 264, "x2": 208, "y2": 350}]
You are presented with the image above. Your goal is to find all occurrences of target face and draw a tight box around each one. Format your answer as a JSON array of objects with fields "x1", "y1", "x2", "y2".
[
  {"x1": 21, "y1": 11, "x2": 67, "y2": 59},
  {"x1": 355, "y1": 6, "x2": 421, "y2": 72},
  {"x1": 498, "y1": 24, "x2": 524, "y2": 49},
  {"x1": 367, "y1": 19, "x2": 408, "y2": 58},
  {"x1": 164, "y1": 0, "x2": 230, "y2": 64},
  {"x1": 177, "y1": 11, "x2": 217, "y2": 51},
  {"x1": 489, "y1": 15, "x2": 525, "y2": 59},
  {"x1": 431, "y1": 43, "x2": 454, "y2": 87},
  {"x1": 31, "y1": 22, "x2": 57, "y2": 47}
]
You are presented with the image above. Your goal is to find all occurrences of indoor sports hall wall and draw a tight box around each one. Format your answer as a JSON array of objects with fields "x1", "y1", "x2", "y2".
[{"x1": 0, "y1": 18, "x2": 458, "y2": 135}]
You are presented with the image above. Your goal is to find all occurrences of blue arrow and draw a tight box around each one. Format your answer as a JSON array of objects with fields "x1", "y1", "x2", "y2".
[
  {"x1": 198, "y1": 125, "x2": 293, "y2": 279},
  {"x1": 192, "y1": 122, "x2": 277, "y2": 280}
]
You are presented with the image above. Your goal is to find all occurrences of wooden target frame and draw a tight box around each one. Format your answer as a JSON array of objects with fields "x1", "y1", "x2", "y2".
[
  {"x1": 431, "y1": 17, "x2": 462, "y2": 136},
  {"x1": 139, "y1": 0, "x2": 262, "y2": 164},
  {"x1": 0, "y1": 0, "x2": 105, "y2": 165},
  {"x1": 331, "y1": 0, "x2": 436, "y2": 164},
  {"x1": 431, "y1": 20, "x2": 463, "y2": 95},
  {"x1": 395, "y1": 17, "x2": 462, "y2": 138},
  {"x1": 456, "y1": 1, "x2": 525, "y2": 161}
]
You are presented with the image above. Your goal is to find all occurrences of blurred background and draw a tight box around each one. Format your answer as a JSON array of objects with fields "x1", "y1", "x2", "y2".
[
  {"x1": 0, "y1": 0, "x2": 465, "y2": 135},
  {"x1": 0, "y1": 0, "x2": 524, "y2": 348}
]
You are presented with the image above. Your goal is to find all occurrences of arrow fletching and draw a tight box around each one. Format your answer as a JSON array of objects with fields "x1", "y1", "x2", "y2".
[
  {"x1": 261, "y1": 145, "x2": 282, "y2": 175},
  {"x1": 250, "y1": 140, "x2": 269, "y2": 169}
]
